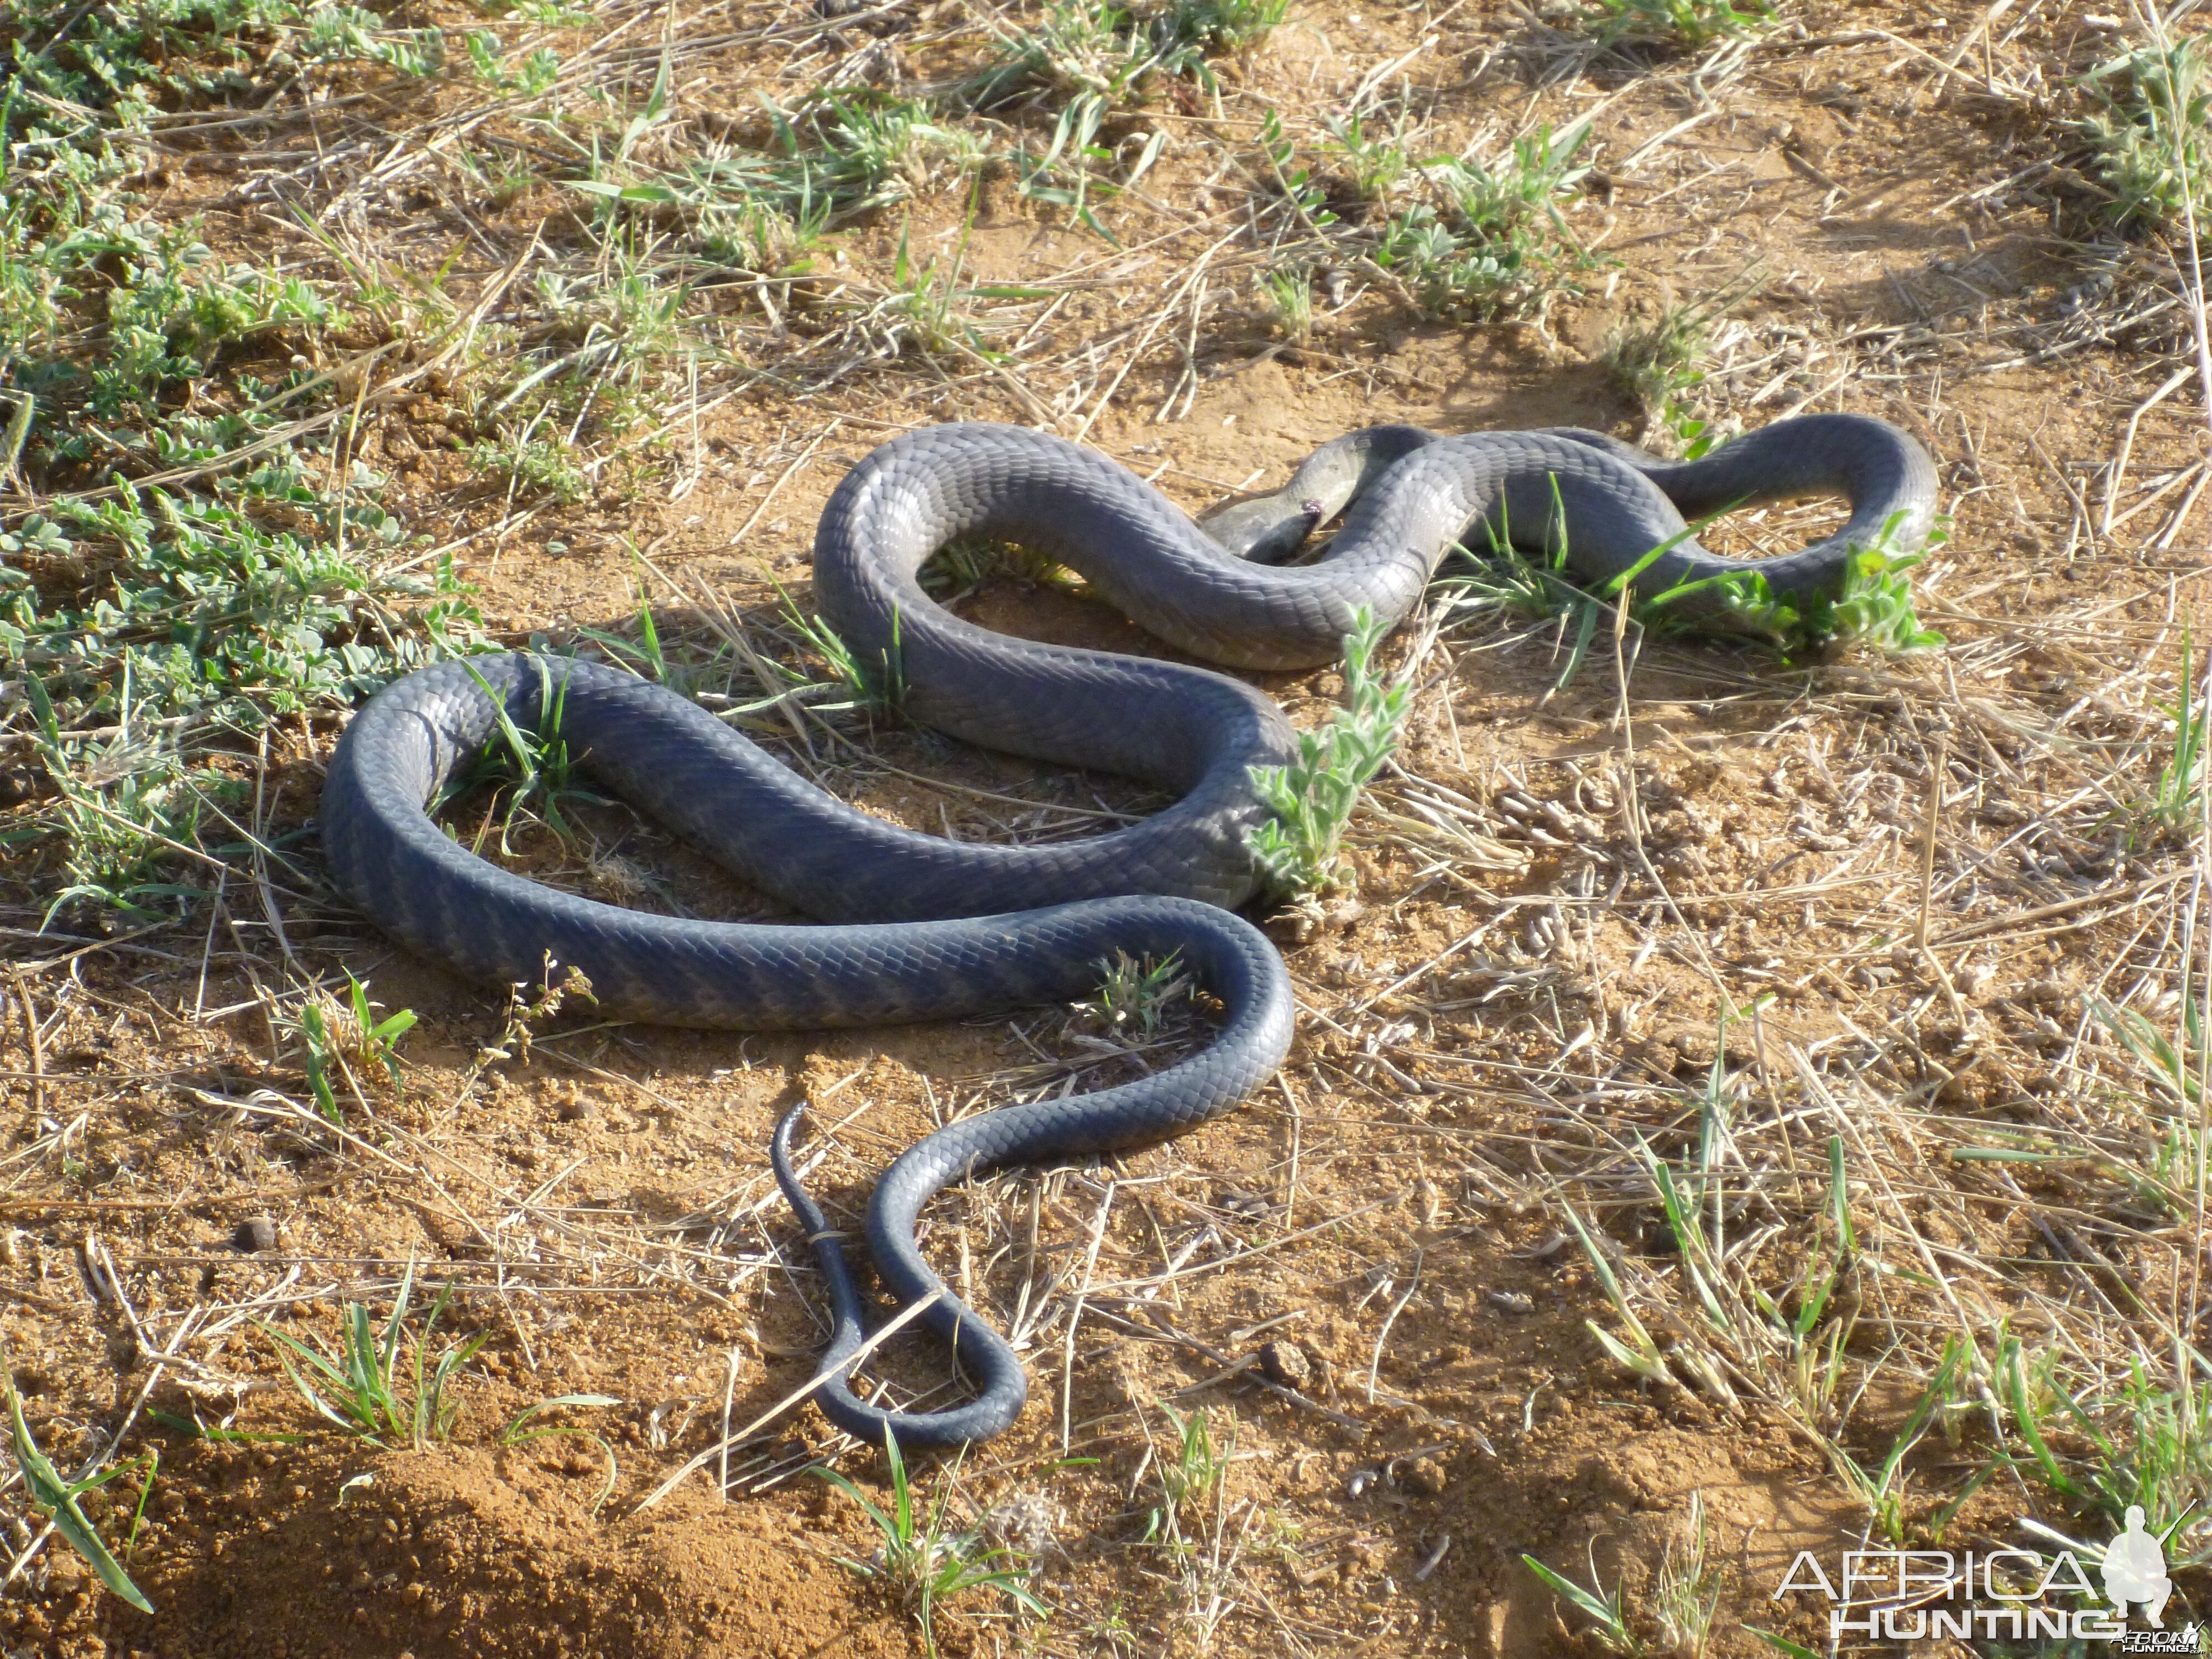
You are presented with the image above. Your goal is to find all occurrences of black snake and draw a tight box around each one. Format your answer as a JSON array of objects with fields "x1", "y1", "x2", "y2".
[{"x1": 320, "y1": 413, "x2": 1936, "y2": 1447}]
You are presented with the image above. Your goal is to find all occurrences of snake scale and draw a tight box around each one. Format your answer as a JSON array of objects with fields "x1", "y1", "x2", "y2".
[{"x1": 320, "y1": 413, "x2": 1936, "y2": 1447}]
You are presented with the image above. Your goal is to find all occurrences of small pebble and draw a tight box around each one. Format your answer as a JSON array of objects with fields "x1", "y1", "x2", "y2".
[
  {"x1": 1488, "y1": 1290, "x2": 1535, "y2": 1316},
  {"x1": 233, "y1": 1215, "x2": 278, "y2": 1254},
  {"x1": 1258, "y1": 1339, "x2": 1313, "y2": 1390}
]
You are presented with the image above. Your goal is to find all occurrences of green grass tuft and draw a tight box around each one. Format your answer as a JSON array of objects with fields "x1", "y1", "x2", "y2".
[
  {"x1": 813, "y1": 1430, "x2": 1048, "y2": 1659},
  {"x1": 258, "y1": 1257, "x2": 490, "y2": 1448}
]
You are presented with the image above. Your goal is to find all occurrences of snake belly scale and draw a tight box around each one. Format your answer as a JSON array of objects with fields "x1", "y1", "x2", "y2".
[{"x1": 320, "y1": 413, "x2": 1936, "y2": 1448}]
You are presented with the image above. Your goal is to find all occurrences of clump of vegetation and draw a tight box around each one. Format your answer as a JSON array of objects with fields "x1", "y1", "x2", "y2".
[
  {"x1": 1660, "y1": 524, "x2": 1947, "y2": 655},
  {"x1": 1373, "y1": 122, "x2": 1600, "y2": 320},
  {"x1": 0, "y1": 13, "x2": 481, "y2": 922},
  {"x1": 2080, "y1": 35, "x2": 2212, "y2": 235},
  {"x1": 1580, "y1": 0, "x2": 1779, "y2": 48},
  {"x1": 1522, "y1": 1547, "x2": 1639, "y2": 1654},
  {"x1": 1141, "y1": 1401, "x2": 1229, "y2": 1547},
  {"x1": 967, "y1": 0, "x2": 1289, "y2": 107},
  {"x1": 2001, "y1": 1339, "x2": 2212, "y2": 1568},
  {"x1": 814, "y1": 1430, "x2": 1048, "y2": 1659},
  {"x1": 259, "y1": 1259, "x2": 489, "y2": 1448},
  {"x1": 1602, "y1": 300, "x2": 1729, "y2": 457},
  {"x1": 575, "y1": 89, "x2": 985, "y2": 265},
  {"x1": 1087, "y1": 950, "x2": 1191, "y2": 1037},
  {"x1": 281, "y1": 973, "x2": 419, "y2": 1124},
  {"x1": 1245, "y1": 607, "x2": 1410, "y2": 898}
]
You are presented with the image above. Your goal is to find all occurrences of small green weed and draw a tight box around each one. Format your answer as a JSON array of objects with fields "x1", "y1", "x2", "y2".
[
  {"x1": 476, "y1": 953, "x2": 598, "y2": 1068},
  {"x1": 1523, "y1": 1547, "x2": 1640, "y2": 1654},
  {"x1": 1601, "y1": 299, "x2": 1731, "y2": 458},
  {"x1": 1088, "y1": 951, "x2": 1190, "y2": 1038},
  {"x1": 441, "y1": 652, "x2": 594, "y2": 850},
  {"x1": 465, "y1": 31, "x2": 563, "y2": 95},
  {"x1": 778, "y1": 589, "x2": 904, "y2": 713},
  {"x1": 870, "y1": 220, "x2": 999, "y2": 361},
  {"x1": 1141, "y1": 1400, "x2": 1228, "y2": 1548},
  {"x1": 1654, "y1": 1490, "x2": 1721, "y2": 1658},
  {"x1": 968, "y1": 0, "x2": 1286, "y2": 106},
  {"x1": 1262, "y1": 264, "x2": 1315, "y2": 343},
  {"x1": 1244, "y1": 606, "x2": 1410, "y2": 899},
  {"x1": 283, "y1": 973, "x2": 418, "y2": 1125},
  {"x1": 1322, "y1": 107, "x2": 1410, "y2": 200},
  {"x1": 259, "y1": 1258, "x2": 490, "y2": 1448},
  {"x1": 2135, "y1": 631, "x2": 2209, "y2": 838},
  {"x1": 813, "y1": 1430, "x2": 1048, "y2": 1659},
  {"x1": 1580, "y1": 0, "x2": 1778, "y2": 48},
  {"x1": 4, "y1": 1383, "x2": 155, "y2": 1614},
  {"x1": 918, "y1": 536, "x2": 1071, "y2": 598},
  {"x1": 468, "y1": 426, "x2": 591, "y2": 505}
]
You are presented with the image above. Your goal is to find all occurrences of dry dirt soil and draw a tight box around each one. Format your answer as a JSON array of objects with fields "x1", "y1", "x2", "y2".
[{"x1": 3, "y1": 1, "x2": 2208, "y2": 1656}]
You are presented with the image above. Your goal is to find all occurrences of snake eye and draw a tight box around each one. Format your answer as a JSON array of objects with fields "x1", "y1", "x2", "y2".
[{"x1": 1300, "y1": 498, "x2": 1326, "y2": 519}]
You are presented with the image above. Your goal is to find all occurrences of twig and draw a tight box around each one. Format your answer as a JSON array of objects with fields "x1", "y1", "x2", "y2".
[{"x1": 634, "y1": 1287, "x2": 946, "y2": 1510}]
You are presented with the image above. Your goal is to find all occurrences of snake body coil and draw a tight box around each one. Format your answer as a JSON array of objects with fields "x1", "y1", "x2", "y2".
[{"x1": 321, "y1": 413, "x2": 1936, "y2": 1447}]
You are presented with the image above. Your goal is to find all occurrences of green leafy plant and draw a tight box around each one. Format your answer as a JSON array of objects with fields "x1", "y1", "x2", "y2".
[
  {"x1": 259, "y1": 1258, "x2": 491, "y2": 1448},
  {"x1": 285, "y1": 973, "x2": 419, "y2": 1124},
  {"x1": 4, "y1": 1384, "x2": 156, "y2": 1615},
  {"x1": 1244, "y1": 606, "x2": 1410, "y2": 898},
  {"x1": 1665, "y1": 520, "x2": 1947, "y2": 654},
  {"x1": 813, "y1": 1429, "x2": 1048, "y2": 1659},
  {"x1": 1015, "y1": 92, "x2": 1163, "y2": 238},
  {"x1": 1601, "y1": 298, "x2": 1737, "y2": 457},
  {"x1": 439, "y1": 651, "x2": 594, "y2": 850},
  {"x1": 1262, "y1": 264, "x2": 1314, "y2": 343},
  {"x1": 778, "y1": 588, "x2": 905, "y2": 713},
  {"x1": 467, "y1": 427, "x2": 589, "y2": 505},
  {"x1": 2081, "y1": 35, "x2": 2212, "y2": 234},
  {"x1": 1375, "y1": 121, "x2": 1598, "y2": 320},
  {"x1": 872, "y1": 219, "x2": 999, "y2": 360},
  {"x1": 1323, "y1": 107, "x2": 1410, "y2": 200}
]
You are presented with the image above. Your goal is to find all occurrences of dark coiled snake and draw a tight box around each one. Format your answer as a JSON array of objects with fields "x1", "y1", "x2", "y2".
[{"x1": 320, "y1": 412, "x2": 1936, "y2": 1447}]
